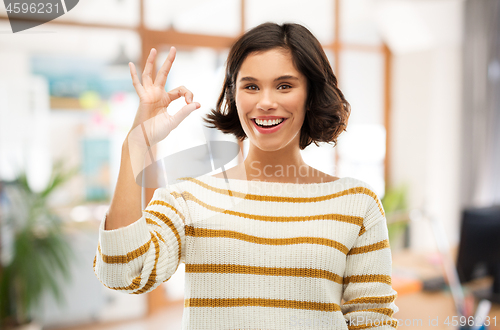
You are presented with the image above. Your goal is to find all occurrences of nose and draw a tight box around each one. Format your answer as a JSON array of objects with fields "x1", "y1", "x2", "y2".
[{"x1": 256, "y1": 89, "x2": 278, "y2": 111}]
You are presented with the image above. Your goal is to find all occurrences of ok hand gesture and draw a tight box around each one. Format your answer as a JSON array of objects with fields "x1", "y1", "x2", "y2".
[{"x1": 127, "y1": 46, "x2": 200, "y2": 148}]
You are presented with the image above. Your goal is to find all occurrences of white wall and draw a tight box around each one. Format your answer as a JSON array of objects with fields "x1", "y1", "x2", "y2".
[{"x1": 382, "y1": 0, "x2": 465, "y2": 252}]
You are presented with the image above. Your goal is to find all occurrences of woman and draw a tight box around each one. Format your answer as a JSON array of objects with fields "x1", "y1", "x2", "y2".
[{"x1": 94, "y1": 22, "x2": 399, "y2": 329}]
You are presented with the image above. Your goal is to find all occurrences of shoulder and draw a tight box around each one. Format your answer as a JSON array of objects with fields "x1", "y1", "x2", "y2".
[
  {"x1": 347, "y1": 178, "x2": 386, "y2": 229},
  {"x1": 340, "y1": 177, "x2": 385, "y2": 218},
  {"x1": 342, "y1": 176, "x2": 381, "y2": 198}
]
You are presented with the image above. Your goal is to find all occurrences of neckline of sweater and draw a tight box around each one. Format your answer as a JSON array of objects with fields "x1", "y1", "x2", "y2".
[{"x1": 197, "y1": 173, "x2": 353, "y2": 191}]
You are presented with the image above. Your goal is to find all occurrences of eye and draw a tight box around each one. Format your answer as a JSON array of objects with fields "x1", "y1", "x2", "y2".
[
  {"x1": 278, "y1": 84, "x2": 292, "y2": 90},
  {"x1": 244, "y1": 84, "x2": 258, "y2": 90}
]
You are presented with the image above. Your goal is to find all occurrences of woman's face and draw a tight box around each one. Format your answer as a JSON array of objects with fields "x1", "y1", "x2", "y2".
[{"x1": 235, "y1": 48, "x2": 308, "y2": 152}]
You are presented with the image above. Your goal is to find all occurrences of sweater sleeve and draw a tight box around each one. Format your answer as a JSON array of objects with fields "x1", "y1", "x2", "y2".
[
  {"x1": 93, "y1": 186, "x2": 187, "y2": 295},
  {"x1": 341, "y1": 193, "x2": 399, "y2": 329}
]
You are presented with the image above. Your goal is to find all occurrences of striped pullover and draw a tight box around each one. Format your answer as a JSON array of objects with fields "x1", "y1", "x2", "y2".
[{"x1": 94, "y1": 174, "x2": 399, "y2": 329}]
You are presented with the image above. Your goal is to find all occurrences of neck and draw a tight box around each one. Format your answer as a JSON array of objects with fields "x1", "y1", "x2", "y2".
[{"x1": 242, "y1": 143, "x2": 311, "y2": 183}]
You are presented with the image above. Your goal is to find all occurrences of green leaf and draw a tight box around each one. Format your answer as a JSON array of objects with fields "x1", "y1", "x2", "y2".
[{"x1": 0, "y1": 157, "x2": 78, "y2": 325}]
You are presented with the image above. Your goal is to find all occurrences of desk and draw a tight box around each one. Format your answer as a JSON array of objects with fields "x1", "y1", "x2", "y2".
[{"x1": 392, "y1": 248, "x2": 500, "y2": 329}]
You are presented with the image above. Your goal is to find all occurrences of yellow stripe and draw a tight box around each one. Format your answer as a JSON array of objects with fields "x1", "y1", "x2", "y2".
[
  {"x1": 344, "y1": 274, "x2": 392, "y2": 285},
  {"x1": 184, "y1": 297, "x2": 342, "y2": 312},
  {"x1": 144, "y1": 210, "x2": 182, "y2": 265},
  {"x1": 177, "y1": 176, "x2": 385, "y2": 218},
  {"x1": 347, "y1": 320, "x2": 398, "y2": 330},
  {"x1": 94, "y1": 233, "x2": 163, "y2": 293},
  {"x1": 347, "y1": 239, "x2": 390, "y2": 256},
  {"x1": 147, "y1": 199, "x2": 186, "y2": 222},
  {"x1": 185, "y1": 226, "x2": 349, "y2": 254},
  {"x1": 111, "y1": 275, "x2": 143, "y2": 291},
  {"x1": 93, "y1": 250, "x2": 148, "y2": 292},
  {"x1": 344, "y1": 307, "x2": 395, "y2": 318},
  {"x1": 100, "y1": 275, "x2": 143, "y2": 291},
  {"x1": 97, "y1": 240, "x2": 151, "y2": 264},
  {"x1": 134, "y1": 233, "x2": 160, "y2": 294},
  {"x1": 93, "y1": 254, "x2": 143, "y2": 291},
  {"x1": 343, "y1": 294, "x2": 397, "y2": 306},
  {"x1": 185, "y1": 264, "x2": 343, "y2": 284},
  {"x1": 172, "y1": 191, "x2": 363, "y2": 228},
  {"x1": 154, "y1": 230, "x2": 166, "y2": 244},
  {"x1": 146, "y1": 217, "x2": 161, "y2": 227}
]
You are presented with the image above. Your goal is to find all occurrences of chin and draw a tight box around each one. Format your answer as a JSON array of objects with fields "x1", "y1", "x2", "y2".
[
  {"x1": 244, "y1": 128, "x2": 301, "y2": 153},
  {"x1": 253, "y1": 139, "x2": 295, "y2": 152}
]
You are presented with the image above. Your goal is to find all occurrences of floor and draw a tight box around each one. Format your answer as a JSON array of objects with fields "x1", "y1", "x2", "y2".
[{"x1": 47, "y1": 303, "x2": 184, "y2": 330}]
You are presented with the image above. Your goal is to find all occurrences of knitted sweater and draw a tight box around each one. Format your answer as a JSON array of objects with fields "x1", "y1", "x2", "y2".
[{"x1": 94, "y1": 174, "x2": 399, "y2": 329}]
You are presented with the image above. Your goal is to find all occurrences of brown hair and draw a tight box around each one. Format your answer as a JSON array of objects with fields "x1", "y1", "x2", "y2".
[{"x1": 202, "y1": 22, "x2": 350, "y2": 149}]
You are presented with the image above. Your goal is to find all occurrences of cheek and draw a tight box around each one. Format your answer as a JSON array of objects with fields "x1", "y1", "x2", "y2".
[
  {"x1": 236, "y1": 91, "x2": 251, "y2": 108},
  {"x1": 236, "y1": 95, "x2": 257, "y2": 124},
  {"x1": 235, "y1": 96, "x2": 250, "y2": 129},
  {"x1": 236, "y1": 108, "x2": 246, "y2": 127},
  {"x1": 283, "y1": 92, "x2": 307, "y2": 112}
]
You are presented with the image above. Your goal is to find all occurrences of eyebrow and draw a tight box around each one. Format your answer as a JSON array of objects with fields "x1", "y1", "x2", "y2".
[{"x1": 239, "y1": 75, "x2": 299, "y2": 83}]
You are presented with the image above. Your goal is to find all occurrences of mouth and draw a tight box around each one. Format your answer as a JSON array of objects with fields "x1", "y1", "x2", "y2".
[
  {"x1": 251, "y1": 118, "x2": 287, "y2": 134},
  {"x1": 254, "y1": 118, "x2": 285, "y2": 127}
]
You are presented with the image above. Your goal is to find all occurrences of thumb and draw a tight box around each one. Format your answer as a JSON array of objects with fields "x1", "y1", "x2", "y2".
[{"x1": 171, "y1": 102, "x2": 201, "y2": 128}]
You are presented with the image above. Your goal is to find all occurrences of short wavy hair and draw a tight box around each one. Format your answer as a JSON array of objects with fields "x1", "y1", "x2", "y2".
[{"x1": 202, "y1": 22, "x2": 350, "y2": 150}]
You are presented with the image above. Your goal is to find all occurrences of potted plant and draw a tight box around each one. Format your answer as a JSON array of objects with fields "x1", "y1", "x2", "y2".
[
  {"x1": 381, "y1": 182, "x2": 411, "y2": 251},
  {"x1": 0, "y1": 158, "x2": 80, "y2": 329}
]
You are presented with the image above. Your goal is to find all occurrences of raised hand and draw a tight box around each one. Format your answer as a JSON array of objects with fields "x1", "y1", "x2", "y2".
[
  {"x1": 127, "y1": 46, "x2": 200, "y2": 147},
  {"x1": 126, "y1": 47, "x2": 200, "y2": 180}
]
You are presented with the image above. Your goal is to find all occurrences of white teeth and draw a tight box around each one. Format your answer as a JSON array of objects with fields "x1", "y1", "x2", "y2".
[{"x1": 255, "y1": 118, "x2": 284, "y2": 126}]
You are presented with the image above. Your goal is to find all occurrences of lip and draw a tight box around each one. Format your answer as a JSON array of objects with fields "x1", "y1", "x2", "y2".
[
  {"x1": 252, "y1": 116, "x2": 286, "y2": 120},
  {"x1": 252, "y1": 118, "x2": 287, "y2": 134}
]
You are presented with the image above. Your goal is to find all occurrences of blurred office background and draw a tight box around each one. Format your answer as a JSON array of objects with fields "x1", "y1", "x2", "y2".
[{"x1": 0, "y1": 0, "x2": 499, "y2": 329}]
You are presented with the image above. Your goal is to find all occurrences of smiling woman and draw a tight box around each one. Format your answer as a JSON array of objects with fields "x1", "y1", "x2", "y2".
[
  {"x1": 93, "y1": 22, "x2": 400, "y2": 330},
  {"x1": 204, "y1": 23, "x2": 349, "y2": 149},
  {"x1": 203, "y1": 22, "x2": 350, "y2": 184}
]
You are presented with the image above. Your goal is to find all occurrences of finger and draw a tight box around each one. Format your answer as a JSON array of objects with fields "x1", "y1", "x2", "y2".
[
  {"x1": 142, "y1": 48, "x2": 156, "y2": 87},
  {"x1": 166, "y1": 86, "x2": 194, "y2": 104},
  {"x1": 154, "y1": 46, "x2": 176, "y2": 88},
  {"x1": 129, "y1": 62, "x2": 145, "y2": 97},
  {"x1": 170, "y1": 102, "x2": 201, "y2": 129}
]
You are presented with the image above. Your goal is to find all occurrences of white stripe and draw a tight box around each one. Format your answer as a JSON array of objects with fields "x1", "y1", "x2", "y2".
[
  {"x1": 181, "y1": 306, "x2": 346, "y2": 330},
  {"x1": 185, "y1": 272, "x2": 342, "y2": 300},
  {"x1": 186, "y1": 236, "x2": 348, "y2": 270},
  {"x1": 177, "y1": 177, "x2": 371, "y2": 215}
]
